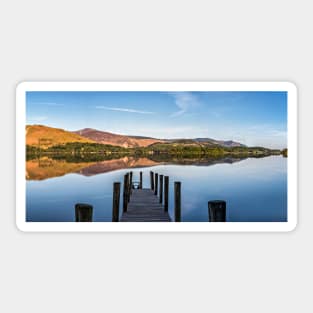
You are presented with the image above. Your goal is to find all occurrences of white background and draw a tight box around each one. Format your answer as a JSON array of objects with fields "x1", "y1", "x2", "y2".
[{"x1": 0, "y1": 1, "x2": 310, "y2": 312}]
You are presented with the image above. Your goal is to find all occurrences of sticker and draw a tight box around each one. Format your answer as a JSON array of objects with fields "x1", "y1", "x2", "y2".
[{"x1": 16, "y1": 82, "x2": 297, "y2": 231}]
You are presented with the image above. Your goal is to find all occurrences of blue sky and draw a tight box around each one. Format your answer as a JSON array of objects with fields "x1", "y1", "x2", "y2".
[{"x1": 26, "y1": 91, "x2": 287, "y2": 149}]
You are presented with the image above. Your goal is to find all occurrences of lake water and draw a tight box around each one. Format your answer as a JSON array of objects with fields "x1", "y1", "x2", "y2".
[{"x1": 26, "y1": 155, "x2": 287, "y2": 222}]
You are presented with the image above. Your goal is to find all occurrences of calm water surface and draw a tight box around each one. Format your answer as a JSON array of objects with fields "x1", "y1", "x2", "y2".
[{"x1": 26, "y1": 155, "x2": 287, "y2": 222}]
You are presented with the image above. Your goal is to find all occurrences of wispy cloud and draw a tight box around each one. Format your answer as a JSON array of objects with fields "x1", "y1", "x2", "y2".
[
  {"x1": 225, "y1": 124, "x2": 287, "y2": 149},
  {"x1": 168, "y1": 92, "x2": 199, "y2": 117},
  {"x1": 245, "y1": 124, "x2": 287, "y2": 137},
  {"x1": 31, "y1": 102, "x2": 65, "y2": 106},
  {"x1": 27, "y1": 116, "x2": 48, "y2": 122},
  {"x1": 95, "y1": 106, "x2": 155, "y2": 114},
  {"x1": 267, "y1": 130, "x2": 287, "y2": 137}
]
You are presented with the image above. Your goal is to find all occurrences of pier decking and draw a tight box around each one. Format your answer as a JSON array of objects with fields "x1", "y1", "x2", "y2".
[
  {"x1": 75, "y1": 170, "x2": 227, "y2": 222},
  {"x1": 120, "y1": 188, "x2": 171, "y2": 222}
]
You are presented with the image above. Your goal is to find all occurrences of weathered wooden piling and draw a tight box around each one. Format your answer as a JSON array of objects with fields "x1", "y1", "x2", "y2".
[
  {"x1": 75, "y1": 203, "x2": 93, "y2": 222},
  {"x1": 174, "y1": 182, "x2": 181, "y2": 222},
  {"x1": 112, "y1": 182, "x2": 121, "y2": 222},
  {"x1": 140, "y1": 171, "x2": 143, "y2": 189},
  {"x1": 150, "y1": 171, "x2": 154, "y2": 190},
  {"x1": 127, "y1": 172, "x2": 131, "y2": 202},
  {"x1": 154, "y1": 173, "x2": 159, "y2": 195},
  {"x1": 159, "y1": 174, "x2": 164, "y2": 204},
  {"x1": 123, "y1": 173, "x2": 129, "y2": 212},
  {"x1": 208, "y1": 200, "x2": 226, "y2": 222},
  {"x1": 130, "y1": 171, "x2": 133, "y2": 194},
  {"x1": 164, "y1": 176, "x2": 169, "y2": 212}
]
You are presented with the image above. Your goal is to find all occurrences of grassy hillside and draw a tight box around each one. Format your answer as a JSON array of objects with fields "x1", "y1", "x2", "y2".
[
  {"x1": 26, "y1": 125, "x2": 95, "y2": 148},
  {"x1": 73, "y1": 128, "x2": 164, "y2": 148}
]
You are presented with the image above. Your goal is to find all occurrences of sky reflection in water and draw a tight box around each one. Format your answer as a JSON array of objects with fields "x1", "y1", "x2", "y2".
[{"x1": 26, "y1": 156, "x2": 287, "y2": 222}]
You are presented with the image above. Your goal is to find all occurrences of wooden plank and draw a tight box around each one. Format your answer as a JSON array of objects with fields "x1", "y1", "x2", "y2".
[{"x1": 120, "y1": 188, "x2": 171, "y2": 222}]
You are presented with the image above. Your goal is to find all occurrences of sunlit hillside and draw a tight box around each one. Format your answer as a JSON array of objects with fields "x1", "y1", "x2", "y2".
[{"x1": 26, "y1": 125, "x2": 95, "y2": 148}]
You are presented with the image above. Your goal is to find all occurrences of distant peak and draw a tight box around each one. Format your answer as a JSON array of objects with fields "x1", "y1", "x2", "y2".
[{"x1": 77, "y1": 128, "x2": 94, "y2": 132}]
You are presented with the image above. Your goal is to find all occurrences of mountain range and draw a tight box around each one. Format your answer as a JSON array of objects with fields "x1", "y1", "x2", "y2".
[
  {"x1": 26, "y1": 125, "x2": 246, "y2": 148},
  {"x1": 72, "y1": 128, "x2": 162, "y2": 148}
]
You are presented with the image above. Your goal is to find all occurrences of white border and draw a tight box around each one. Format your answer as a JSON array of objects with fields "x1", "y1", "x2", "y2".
[{"x1": 16, "y1": 82, "x2": 298, "y2": 232}]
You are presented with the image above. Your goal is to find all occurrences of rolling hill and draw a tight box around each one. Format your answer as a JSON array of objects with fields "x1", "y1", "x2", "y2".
[
  {"x1": 73, "y1": 128, "x2": 245, "y2": 148},
  {"x1": 193, "y1": 138, "x2": 245, "y2": 147},
  {"x1": 72, "y1": 128, "x2": 164, "y2": 148},
  {"x1": 26, "y1": 125, "x2": 95, "y2": 148}
]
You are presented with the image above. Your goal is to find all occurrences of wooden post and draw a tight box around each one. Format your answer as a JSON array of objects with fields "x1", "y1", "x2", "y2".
[
  {"x1": 164, "y1": 176, "x2": 169, "y2": 212},
  {"x1": 130, "y1": 171, "x2": 133, "y2": 194},
  {"x1": 154, "y1": 173, "x2": 158, "y2": 195},
  {"x1": 112, "y1": 182, "x2": 120, "y2": 222},
  {"x1": 208, "y1": 200, "x2": 226, "y2": 222},
  {"x1": 150, "y1": 171, "x2": 154, "y2": 190},
  {"x1": 123, "y1": 173, "x2": 128, "y2": 212},
  {"x1": 140, "y1": 171, "x2": 143, "y2": 189},
  {"x1": 174, "y1": 182, "x2": 181, "y2": 222},
  {"x1": 159, "y1": 174, "x2": 164, "y2": 204},
  {"x1": 75, "y1": 203, "x2": 93, "y2": 222},
  {"x1": 127, "y1": 172, "x2": 131, "y2": 202}
]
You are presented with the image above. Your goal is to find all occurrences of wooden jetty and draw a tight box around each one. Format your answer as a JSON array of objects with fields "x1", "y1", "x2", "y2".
[
  {"x1": 120, "y1": 188, "x2": 171, "y2": 222},
  {"x1": 75, "y1": 170, "x2": 227, "y2": 222},
  {"x1": 119, "y1": 170, "x2": 171, "y2": 222}
]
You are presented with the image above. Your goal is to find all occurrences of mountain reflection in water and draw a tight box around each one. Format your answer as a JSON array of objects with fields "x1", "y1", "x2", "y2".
[{"x1": 26, "y1": 155, "x2": 247, "y2": 181}]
